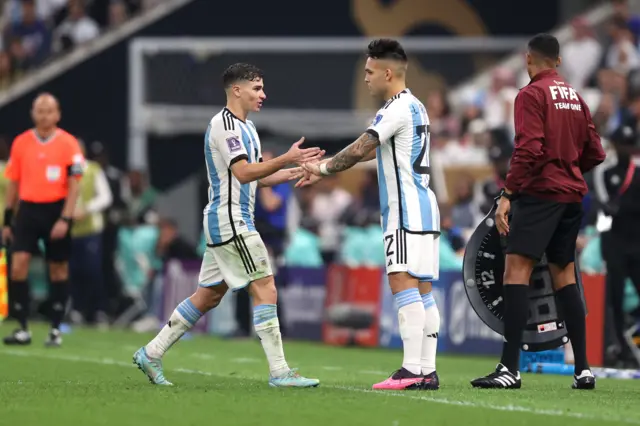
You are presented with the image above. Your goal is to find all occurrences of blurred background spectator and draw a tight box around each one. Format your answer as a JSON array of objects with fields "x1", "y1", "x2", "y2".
[
  {"x1": 0, "y1": 0, "x2": 160, "y2": 84},
  {"x1": 68, "y1": 140, "x2": 113, "y2": 328}
]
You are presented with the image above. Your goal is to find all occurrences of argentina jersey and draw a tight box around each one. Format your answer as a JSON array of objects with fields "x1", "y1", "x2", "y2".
[
  {"x1": 367, "y1": 89, "x2": 440, "y2": 234},
  {"x1": 203, "y1": 108, "x2": 262, "y2": 245}
]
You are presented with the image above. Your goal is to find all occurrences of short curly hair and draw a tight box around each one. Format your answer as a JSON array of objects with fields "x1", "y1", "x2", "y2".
[
  {"x1": 222, "y1": 63, "x2": 264, "y2": 88},
  {"x1": 366, "y1": 39, "x2": 408, "y2": 62}
]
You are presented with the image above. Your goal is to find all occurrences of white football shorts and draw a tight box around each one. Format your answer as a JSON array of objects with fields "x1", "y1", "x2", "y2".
[
  {"x1": 198, "y1": 231, "x2": 273, "y2": 291},
  {"x1": 383, "y1": 229, "x2": 440, "y2": 281}
]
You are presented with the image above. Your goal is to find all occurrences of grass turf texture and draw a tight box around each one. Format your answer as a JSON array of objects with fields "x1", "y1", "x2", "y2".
[{"x1": 0, "y1": 323, "x2": 639, "y2": 426}]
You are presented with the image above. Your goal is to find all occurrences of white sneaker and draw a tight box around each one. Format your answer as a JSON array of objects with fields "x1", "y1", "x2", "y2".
[
  {"x1": 45, "y1": 328, "x2": 62, "y2": 347},
  {"x1": 572, "y1": 369, "x2": 596, "y2": 390},
  {"x1": 3, "y1": 329, "x2": 32, "y2": 345}
]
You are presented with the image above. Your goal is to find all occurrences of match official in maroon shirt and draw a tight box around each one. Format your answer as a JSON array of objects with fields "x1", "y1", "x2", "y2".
[{"x1": 471, "y1": 34, "x2": 606, "y2": 390}]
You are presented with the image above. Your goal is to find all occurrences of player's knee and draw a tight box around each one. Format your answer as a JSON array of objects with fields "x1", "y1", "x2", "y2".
[
  {"x1": 192, "y1": 285, "x2": 226, "y2": 312},
  {"x1": 418, "y1": 281, "x2": 432, "y2": 294},
  {"x1": 388, "y1": 272, "x2": 418, "y2": 294},
  {"x1": 249, "y1": 276, "x2": 277, "y2": 305},
  {"x1": 504, "y1": 254, "x2": 535, "y2": 284},
  {"x1": 48, "y1": 262, "x2": 68, "y2": 281},
  {"x1": 10, "y1": 252, "x2": 31, "y2": 280},
  {"x1": 549, "y1": 262, "x2": 576, "y2": 290}
]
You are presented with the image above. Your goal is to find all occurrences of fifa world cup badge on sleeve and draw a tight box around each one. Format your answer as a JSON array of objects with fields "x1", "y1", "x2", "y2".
[
  {"x1": 226, "y1": 136, "x2": 242, "y2": 153},
  {"x1": 70, "y1": 153, "x2": 87, "y2": 175}
]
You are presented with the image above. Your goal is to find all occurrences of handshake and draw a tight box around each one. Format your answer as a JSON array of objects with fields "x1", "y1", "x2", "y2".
[{"x1": 281, "y1": 137, "x2": 330, "y2": 188}]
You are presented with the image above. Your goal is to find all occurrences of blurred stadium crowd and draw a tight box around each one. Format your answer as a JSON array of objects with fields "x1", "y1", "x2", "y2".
[
  {"x1": 0, "y1": 0, "x2": 162, "y2": 88},
  {"x1": 0, "y1": 0, "x2": 639, "y2": 365}
]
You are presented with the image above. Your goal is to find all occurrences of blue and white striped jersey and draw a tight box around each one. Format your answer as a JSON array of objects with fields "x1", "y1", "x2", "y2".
[
  {"x1": 203, "y1": 108, "x2": 262, "y2": 245},
  {"x1": 367, "y1": 89, "x2": 440, "y2": 234}
]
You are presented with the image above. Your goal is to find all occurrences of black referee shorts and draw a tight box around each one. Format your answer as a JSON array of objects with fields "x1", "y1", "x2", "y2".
[
  {"x1": 505, "y1": 194, "x2": 583, "y2": 267},
  {"x1": 12, "y1": 200, "x2": 72, "y2": 262}
]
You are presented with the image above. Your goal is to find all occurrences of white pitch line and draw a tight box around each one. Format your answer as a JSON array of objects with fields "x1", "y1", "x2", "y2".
[
  {"x1": 191, "y1": 353, "x2": 216, "y2": 360},
  {"x1": 0, "y1": 349, "x2": 638, "y2": 425},
  {"x1": 230, "y1": 357, "x2": 259, "y2": 364}
]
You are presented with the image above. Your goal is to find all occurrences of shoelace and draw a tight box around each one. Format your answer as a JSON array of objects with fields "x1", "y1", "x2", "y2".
[
  {"x1": 147, "y1": 358, "x2": 165, "y2": 379},
  {"x1": 287, "y1": 369, "x2": 301, "y2": 378}
]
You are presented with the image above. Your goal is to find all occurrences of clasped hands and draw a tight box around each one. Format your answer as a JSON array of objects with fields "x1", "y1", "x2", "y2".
[{"x1": 280, "y1": 136, "x2": 327, "y2": 188}]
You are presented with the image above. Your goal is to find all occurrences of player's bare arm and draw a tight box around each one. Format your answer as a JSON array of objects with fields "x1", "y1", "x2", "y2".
[
  {"x1": 4, "y1": 181, "x2": 18, "y2": 212},
  {"x1": 231, "y1": 137, "x2": 322, "y2": 184},
  {"x1": 258, "y1": 167, "x2": 305, "y2": 188},
  {"x1": 303, "y1": 131, "x2": 380, "y2": 177},
  {"x1": 327, "y1": 131, "x2": 380, "y2": 173},
  {"x1": 51, "y1": 176, "x2": 81, "y2": 240},
  {"x1": 360, "y1": 149, "x2": 377, "y2": 162},
  {"x1": 2, "y1": 180, "x2": 19, "y2": 242},
  {"x1": 295, "y1": 146, "x2": 375, "y2": 188}
]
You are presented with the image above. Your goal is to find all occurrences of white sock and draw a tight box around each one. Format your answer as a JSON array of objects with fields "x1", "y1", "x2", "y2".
[
  {"x1": 253, "y1": 304, "x2": 289, "y2": 378},
  {"x1": 395, "y1": 288, "x2": 425, "y2": 376},
  {"x1": 421, "y1": 292, "x2": 440, "y2": 375},
  {"x1": 145, "y1": 298, "x2": 202, "y2": 359}
]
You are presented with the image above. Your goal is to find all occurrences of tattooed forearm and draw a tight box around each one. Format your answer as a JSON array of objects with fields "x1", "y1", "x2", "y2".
[{"x1": 327, "y1": 132, "x2": 380, "y2": 174}]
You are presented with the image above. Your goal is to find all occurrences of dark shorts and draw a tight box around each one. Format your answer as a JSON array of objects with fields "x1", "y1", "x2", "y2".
[
  {"x1": 505, "y1": 194, "x2": 583, "y2": 267},
  {"x1": 12, "y1": 200, "x2": 71, "y2": 262}
]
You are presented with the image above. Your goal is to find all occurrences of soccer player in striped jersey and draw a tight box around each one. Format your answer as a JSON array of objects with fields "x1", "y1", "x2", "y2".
[
  {"x1": 301, "y1": 39, "x2": 441, "y2": 391},
  {"x1": 134, "y1": 63, "x2": 322, "y2": 388}
]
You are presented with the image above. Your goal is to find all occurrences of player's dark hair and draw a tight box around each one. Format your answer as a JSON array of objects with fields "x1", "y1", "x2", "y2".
[
  {"x1": 366, "y1": 38, "x2": 408, "y2": 62},
  {"x1": 222, "y1": 63, "x2": 264, "y2": 89},
  {"x1": 527, "y1": 33, "x2": 560, "y2": 60}
]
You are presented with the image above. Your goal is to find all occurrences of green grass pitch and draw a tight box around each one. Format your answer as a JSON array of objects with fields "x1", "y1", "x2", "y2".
[{"x1": 1, "y1": 323, "x2": 640, "y2": 426}]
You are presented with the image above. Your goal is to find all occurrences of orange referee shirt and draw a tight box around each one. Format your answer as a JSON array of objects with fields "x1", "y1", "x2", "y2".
[{"x1": 5, "y1": 129, "x2": 84, "y2": 203}]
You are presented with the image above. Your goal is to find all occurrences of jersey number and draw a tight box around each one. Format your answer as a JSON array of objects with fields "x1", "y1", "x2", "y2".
[
  {"x1": 385, "y1": 234, "x2": 395, "y2": 258},
  {"x1": 412, "y1": 124, "x2": 430, "y2": 175}
]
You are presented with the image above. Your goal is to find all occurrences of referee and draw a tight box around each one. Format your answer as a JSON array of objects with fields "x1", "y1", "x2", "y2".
[
  {"x1": 2, "y1": 93, "x2": 84, "y2": 347},
  {"x1": 470, "y1": 34, "x2": 606, "y2": 389}
]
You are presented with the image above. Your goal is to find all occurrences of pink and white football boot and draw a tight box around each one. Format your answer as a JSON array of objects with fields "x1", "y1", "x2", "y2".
[{"x1": 372, "y1": 367, "x2": 424, "y2": 390}]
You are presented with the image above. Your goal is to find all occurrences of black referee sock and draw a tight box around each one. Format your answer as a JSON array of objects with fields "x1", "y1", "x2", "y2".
[
  {"x1": 499, "y1": 284, "x2": 530, "y2": 374},
  {"x1": 11, "y1": 280, "x2": 30, "y2": 330},
  {"x1": 555, "y1": 284, "x2": 589, "y2": 374},
  {"x1": 49, "y1": 280, "x2": 70, "y2": 330}
]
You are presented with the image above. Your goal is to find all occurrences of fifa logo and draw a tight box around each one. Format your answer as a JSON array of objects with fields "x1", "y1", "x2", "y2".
[{"x1": 549, "y1": 85, "x2": 579, "y2": 101}]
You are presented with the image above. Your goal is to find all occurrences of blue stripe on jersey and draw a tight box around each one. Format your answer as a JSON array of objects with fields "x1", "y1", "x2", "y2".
[
  {"x1": 241, "y1": 123, "x2": 258, "y2": 232},
  {"x1": 204, "y1": 125, "x2": 222, "y2": 243},
  {"x1": 410, "y1": 102, "x2": 432, "y2": 231},
  {"x1": 376, "y1": 146, "x2": 390, "y2": 232},
  {"x1": 238, "y1": 124, "x2": 255, "y2": 229},
  {"x1": 394, "y1": 135, "x2": 410, "y2": 229}
]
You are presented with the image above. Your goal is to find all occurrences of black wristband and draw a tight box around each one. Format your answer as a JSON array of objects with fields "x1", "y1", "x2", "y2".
[
  {"x1": 499, "y1": 188, "x2": 514, "y2": 201},
  {"x1": 60, "y1": 216, "x2": 72, "y2": 224},
  {"x1": 3, "y1": 208, "x2": 13, "y2": 226}
]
